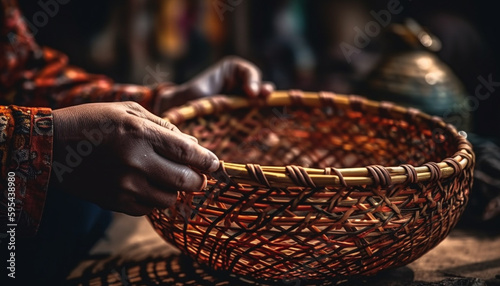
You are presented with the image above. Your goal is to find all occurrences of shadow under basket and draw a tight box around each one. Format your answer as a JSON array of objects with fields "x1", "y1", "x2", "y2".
[{"x1": 148, "y1": 90, "x2": 475, "y2": 282}]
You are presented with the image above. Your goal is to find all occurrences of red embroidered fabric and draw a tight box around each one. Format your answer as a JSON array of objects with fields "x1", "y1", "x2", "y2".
[{"x1": 0, "y1": 0, "x2": 170, "y2": 236}]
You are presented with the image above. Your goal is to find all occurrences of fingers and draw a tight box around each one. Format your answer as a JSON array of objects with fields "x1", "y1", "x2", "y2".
[
  {"x1": 146, "y1": 152, "x2": 208, "y2": 193},
  {"x1": 123, "y1": 204, "x2": 155, "y2": 217},
  {"x1": 144, "y1": 119, "x2": 220, "y2": 173},
  {"x1": 138, "y1": 184, "x2": 179, "y2": 210},
  {"x1": 233, "y1": 59, "x2": 263, "y2": 97},
  {"x1": 125, "y1": 101, "x2": 179, "y2": 131},
  {"x1": 170, "y1": 56, "x2": 274, "y2": 102},
  {"x1": 151, "y1": 118, "x2": 198, "y2": 144},
  {"x1": 246, "y1": 80, "x2": 274, "y2": 98},
  {"x1": 125, "y1": 102, "x2": 198, "y2": 143},
  {"x1": 261, "y1": 81, "x2": 275, "y2": 97},
  {"x1": 118, "y1": 168, "x2": 200, "y2": 215},
  {"x1": 113, "y1": 160, "x2": 203, "y2": 215},
  {"x1": 135, "y1": 157, "x2": 207, "y2": 212},
  {"x1": 229, "y1": 57, "x2": 274, "y2": 98}
]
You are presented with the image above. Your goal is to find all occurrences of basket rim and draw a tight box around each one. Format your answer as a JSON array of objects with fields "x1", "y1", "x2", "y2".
[{"x1": 162, "y1": 90, "x2": 475, "y2": 188}]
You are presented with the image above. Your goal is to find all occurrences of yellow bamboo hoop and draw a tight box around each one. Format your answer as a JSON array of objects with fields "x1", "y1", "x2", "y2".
[{"x1": 162, "y1": 91, "x2": 473, "y2": 188}]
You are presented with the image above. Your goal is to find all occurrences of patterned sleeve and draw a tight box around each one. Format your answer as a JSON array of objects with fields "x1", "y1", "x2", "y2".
[{"x1": 0, "y1": 106, "x2": 53, "y2": 237}]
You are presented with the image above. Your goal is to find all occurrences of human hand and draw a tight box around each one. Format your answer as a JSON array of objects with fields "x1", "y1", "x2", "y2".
[
  {"x1": 155, "y1": 56, "x2": 274, "y2": 114},
  {"x1": 50, "y1": 102, "x2": 219, "y2": 216}
]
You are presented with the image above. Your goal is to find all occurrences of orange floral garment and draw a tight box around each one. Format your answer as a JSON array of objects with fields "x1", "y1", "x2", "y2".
[{"x1": 0, "y1": 0, "x2": 169, "y2": 236}]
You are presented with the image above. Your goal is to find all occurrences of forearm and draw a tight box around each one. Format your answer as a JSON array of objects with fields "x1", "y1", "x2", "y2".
[
  {"x1": 3, "y1": 43, "x2": 170, "y2": 112},
  {"x1": 1, "y1": 1, "x2": 171, "y2": 112},
  {"x1": 14, "y1": 47, "x2": 173, "y2": 111}
]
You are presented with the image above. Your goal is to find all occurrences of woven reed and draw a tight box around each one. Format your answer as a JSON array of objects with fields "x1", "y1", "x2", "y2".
[{"x1": 148, "y1": 90, "x2": 475, "y2": 281}]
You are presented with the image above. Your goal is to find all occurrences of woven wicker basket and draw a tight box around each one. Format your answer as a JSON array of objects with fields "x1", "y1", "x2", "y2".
[{"x1": 148, "y1": 90, "x2": 474, "y2": 281}]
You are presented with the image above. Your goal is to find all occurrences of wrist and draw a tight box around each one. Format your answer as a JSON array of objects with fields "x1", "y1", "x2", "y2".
[
  {"x1": 153, "y1": 82, "x2": 178, "y2": 115},
  {"x1": 49, "y1": 109, "x2": 65, "y2": 187}
]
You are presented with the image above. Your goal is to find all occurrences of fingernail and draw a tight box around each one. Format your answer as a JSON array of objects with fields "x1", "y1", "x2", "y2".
[
  {"x1": 249, "y1": 82, "x2": 259, "y2": 96},
  {"x1": 209, "y1": 156, "x2": 220, "y2": 173},
  {"x1": 198, "y1": 174, "x2": 208, "y2": 191},
  {"x1": 186, "y1": 135, "x2": 198, "y2": 143}
]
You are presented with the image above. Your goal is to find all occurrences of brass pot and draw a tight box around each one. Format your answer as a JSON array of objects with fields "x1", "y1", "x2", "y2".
[{"x1": 365, "y1": 19, "x2": 471, "y2": 131}]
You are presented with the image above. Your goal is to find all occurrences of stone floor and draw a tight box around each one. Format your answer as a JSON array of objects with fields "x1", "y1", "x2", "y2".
[{"x1": 67, "y1": 213, "x2": 500, "y2": 285}]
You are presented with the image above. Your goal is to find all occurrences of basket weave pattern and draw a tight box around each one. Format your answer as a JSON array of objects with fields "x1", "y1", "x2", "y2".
[{"x1": 148, "y1": 91, "x2": 474, "y2": 281}]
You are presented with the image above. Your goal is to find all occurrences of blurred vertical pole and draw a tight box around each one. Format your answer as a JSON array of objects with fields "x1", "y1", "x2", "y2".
[
  {"x1": 128, "y1": 0, "x2": 154, "y2": 84},
  {"x1": 155, "y1": 0, "x2": 189, "y2": 82},
  {"x1": 199, "y1": 0, "x2": 227, "y2": 61},
  {"x1": 232, "y1": 0, "x2": 251, "y2": 59}
]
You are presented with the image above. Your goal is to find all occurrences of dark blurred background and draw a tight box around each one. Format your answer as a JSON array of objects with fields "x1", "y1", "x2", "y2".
[{"x1": 17, "y1": 0, "x2": 500, "y2": 143}]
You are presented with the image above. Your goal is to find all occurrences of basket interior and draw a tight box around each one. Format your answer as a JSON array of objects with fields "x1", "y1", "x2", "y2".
[
  {"x1": 182, "y1": 105, "x2": 456, "y2": 169},
  {"x1": 150, "y1": 99, "x2": 472, "y2": 280}
]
